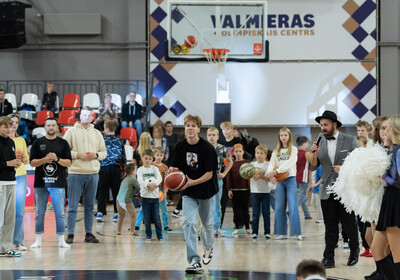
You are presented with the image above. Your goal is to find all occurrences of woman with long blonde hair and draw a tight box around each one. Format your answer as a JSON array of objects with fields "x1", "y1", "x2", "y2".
[
  {"x1": 8, "y1": 113, "x2": 29, "y2": 251},
  {"x1": 267, "y1": 127, "x2": 302, "y2": 240},
  {"x1": 371, "y1": 115, "x2": 400, "y2": 279},
  {"x1": 133, "y1": 132, "x2": 153, "y2": 166}
]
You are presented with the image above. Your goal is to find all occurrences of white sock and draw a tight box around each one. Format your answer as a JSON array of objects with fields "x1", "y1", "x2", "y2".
[
  {"x1": 30, "y1": 234, "x2": 42, "y2": 248},
  {"x1": 58, "y1": 235, "x2": 70, "y2": 248}
]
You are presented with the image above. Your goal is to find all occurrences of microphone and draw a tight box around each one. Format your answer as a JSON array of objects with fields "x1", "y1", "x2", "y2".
[{"x1": 312, "y1": 134, "x2": 323, "y2": 153}]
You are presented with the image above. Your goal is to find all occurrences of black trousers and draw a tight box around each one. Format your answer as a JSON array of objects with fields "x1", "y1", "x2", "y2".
[
  {"x1": 97, "y1": 165, "x2": 121, "y2": 214},
  {"x1": 357, "y1": 216, "x2": 370, "y2": 249},
  {"x1": 321, "y1": 195, "x2": 359, "y2": 258},
  {"x1": 232, "y1": 190, "x2": 250, "y2": 230}
]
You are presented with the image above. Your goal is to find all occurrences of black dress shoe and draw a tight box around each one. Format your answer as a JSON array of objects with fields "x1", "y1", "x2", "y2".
[
  {"x1": 364, "y1": 270, "x2": 386, "y2": 280},
  {"x1": 321, "y1": 257, "x2": 335, "y2": 268},
  {"x1": 347, "y1": 248, "x2": 360, "y2": 266}
]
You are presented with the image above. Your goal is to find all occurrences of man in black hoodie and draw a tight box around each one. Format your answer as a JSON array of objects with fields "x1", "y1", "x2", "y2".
[
  {"x1": 0, "y1": 116, "x2": 22, "y2": 257},
  {"x1": 121, "y1": 91, "x2": 142, "y2": 138},
  {"x1": 0, "y1": 89, "x2": 13, "y2": 117}
]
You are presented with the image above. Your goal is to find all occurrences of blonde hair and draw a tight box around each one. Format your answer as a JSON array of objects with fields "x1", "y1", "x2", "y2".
[
  {"x1": 8, "y1": 113, "x2": 20, "y2": 138},
  {"x1": 220, "y1": 121, "x2": 234, "y2": 129},
  {"x1": 357, "y1": 136, "x2": 368, "y2": 146},
  {"x1": 356, "y1": 120, "x2": 371, "y2": 131},
  {"x1": 255, "y1": 144, "x2": 268, "y2": 154},
  {"x1": 154, "y1": 146, "x2": 165, "y2": 155},
  {"x1": 0, "y1": 116, "x2": 12, "y2": 127},
  {"x1": 388, "y1": 115, "x2": 400, "y2": 146},
  {"x1": 184, "y1": 114, "x2": 202, "y2": 127},
  {"x1": 153, "y1": 126, "x2": 164, "y2": 138},
  {"x1": 138, "y1": 132, "x2": 153, "y2": 158},
  {"x1": 207, "y1": 126, "x2": 219, "y2": 135},
  {"x1": 274, "y1": 127, "x2": 293, "y2": 155}
]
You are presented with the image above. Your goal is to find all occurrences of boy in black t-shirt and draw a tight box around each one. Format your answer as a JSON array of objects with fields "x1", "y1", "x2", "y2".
[
  {"x1": 30, "y1": 117, "x2": 72, "y2": 248},
  {"x1": 169, "y1": 115, "x2": 218, "y2": 274}
]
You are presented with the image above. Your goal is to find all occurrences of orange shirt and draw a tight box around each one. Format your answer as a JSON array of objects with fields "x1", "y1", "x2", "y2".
[{"x1": 153, "y1": 162, "x2": 168, "y2": 191}]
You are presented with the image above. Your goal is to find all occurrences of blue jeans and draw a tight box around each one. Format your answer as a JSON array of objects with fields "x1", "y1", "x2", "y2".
[
  {"x1": 121, "y1": 119, "x2": 142, "y2": 138},
  {"x1": 141, "y1": 197, "x2": 162, "y2": 239},
  {"x1": 297, "y1": 182, "x2": 311, "y2": 218},
  {"x1": 213, "y1": 178, "x2": 223, "y2": 229},
  {"x1": 274, "y1": 176, "x2": 301, "y2": 236},
  {"x1": 251, "y1": 193, "x2": 270, "y2": 235},
  {"x1": 182, "y1": 195, "x2": 214, "y2": 264},
  {"x1": 34, "y1": 187, "x2": 66, "y2": 234},
  {"x1": 67, "y1": 174, "x2": 98, "y2": 234},
  {"x1": 270, "y1": 189, "x2": 276, "y2": 211},
  {"x1": 13, "y1": 175, "x2": 27, "y2": 245},
  {"x1": 136, "y1": 191, "x2": 169, "y2": 229}
]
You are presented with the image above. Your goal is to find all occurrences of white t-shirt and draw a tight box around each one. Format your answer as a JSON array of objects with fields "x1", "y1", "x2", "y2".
[
  {"x1": 137, "y1": 165, "x2": 162, "y2": 199},
  {"x1": 250, "y1": 161, "x2": 270, "y2": 193}
]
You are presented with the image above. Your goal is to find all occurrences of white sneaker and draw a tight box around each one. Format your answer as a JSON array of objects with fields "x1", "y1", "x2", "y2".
[
  {"x1": 297, "y1": 235, "x2": 303, "y2": 241},
  {"x1": 59, "y1": 241, "x2": 71, "y2": 248},
  {"x1": 214, "y1": 228, "x2": 225, "y2": 237},
  {"x1": 315, "y1": 219, "x2": 324, "y2": 223},
  {"x1": 96, "y1": 212, "x2": 104, "y2": 222},
  {"x1": 251, "y1": 233, "x2": 257, "y2": 239},
  {"x1": 202, "y1": 247, "x2": 213, "y2": 265},
  {"x1": 343, "y1": 242, "x2": 349, "y2": 249},
  {"x1": 15, "y1": 244, "x2": 27, "y2": 251},
  {"x1": 172, "y1": 210, "x2": 182, "y2": 218},
  {"x1": 232, "y1": 229, "x2": 239, "y2": 235},
  {"x1": 30, "y1": 241, "x2": 41, "y2": 248},
  {"x1": 265, "y1": 234, "x2": 271, "y2": 239},
  {"x1": 245, "y1": 229, "x2": 251, "y2": 234},
  {"x1": 275, "y1": 235, "x2": 287, "y2": 240}
]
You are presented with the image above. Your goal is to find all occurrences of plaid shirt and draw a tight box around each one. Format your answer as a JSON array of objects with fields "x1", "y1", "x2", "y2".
[
  {"x1": 215, "y1": 143, "x2": 230, "y2": 173},
  {"x1": 98, "y1": 103, "x2": 119, "y2": 119}
]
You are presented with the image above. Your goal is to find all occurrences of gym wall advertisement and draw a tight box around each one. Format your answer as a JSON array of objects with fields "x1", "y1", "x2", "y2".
[{"x1": 149, "y1": 0, "x2": 377, "y2": 126}]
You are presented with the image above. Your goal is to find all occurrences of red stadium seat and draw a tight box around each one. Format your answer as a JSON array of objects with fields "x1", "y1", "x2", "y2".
[
  {"x1": 62, "y1": 93, "x2": 80, "y2": 109},
  {"x1": 120, "y1": 127, "x2": 138, "y2": 148},
  {"x1": 36, "y1": 110, "x2": 54, "y2": 125},
  {"x1": 58, "y1": 110, "x2": 76, "y2": 125},
  {"x1": 91, "y1": 111, "x2": 97, "y2": 122}
]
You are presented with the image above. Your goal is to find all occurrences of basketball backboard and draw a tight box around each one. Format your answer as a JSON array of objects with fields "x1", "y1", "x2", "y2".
[{"x1": 166, "y1": 0, "x2": 269, "y2": 62}]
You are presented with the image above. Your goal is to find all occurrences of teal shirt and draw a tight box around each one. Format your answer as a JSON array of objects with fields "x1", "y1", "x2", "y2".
[{"x1": 117, "y1": 176, "x2": 140, "y2": 203}]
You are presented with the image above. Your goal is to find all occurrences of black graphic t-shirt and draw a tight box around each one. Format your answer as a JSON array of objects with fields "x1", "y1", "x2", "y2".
[
  {"x1": 30, "y1": 137, "x2": 72, "y2": 188},
  {"x1": 169, "y1": 137, "x2": 218, "y2": 199}
]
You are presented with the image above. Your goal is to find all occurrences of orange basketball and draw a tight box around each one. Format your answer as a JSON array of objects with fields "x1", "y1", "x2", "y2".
[
  {"x1": 164, "y1": 168, "x2": 187, "y2": 192},
  {"x1": 184, "y1": 35, "x2": 197, "y2": 48},
  {"x1": 159, "y1": 191, "x2": 164, "y2": 202},
  {"x1": 274, "y1": 167, "x2": 288, "y2": 182}
]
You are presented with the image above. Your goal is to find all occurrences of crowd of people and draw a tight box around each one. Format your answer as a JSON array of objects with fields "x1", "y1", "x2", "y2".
[{"x1": 0, "y1": 95, "x2": 399, "y2": 278}]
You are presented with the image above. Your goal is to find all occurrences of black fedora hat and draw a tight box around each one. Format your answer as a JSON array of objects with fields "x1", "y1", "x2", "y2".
[{"x1": 315, "y1": 110, "x2": 342, "y2": 127}]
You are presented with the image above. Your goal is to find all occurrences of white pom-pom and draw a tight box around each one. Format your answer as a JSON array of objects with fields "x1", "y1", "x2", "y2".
[{"x1": 329, "y1": 145, "x2": 391, "y2": 222}]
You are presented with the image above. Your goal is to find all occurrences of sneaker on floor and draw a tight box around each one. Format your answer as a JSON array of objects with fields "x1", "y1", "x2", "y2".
[
  {"x1": 158, "y1": 237, "x2": 164, "y2": 241},
  {"x1": 146, "y1": 237, "x2": 151, "y2": 242},
  {"x1": 202, "y1": 247, "x2": 213, "y2": 265},
  {"x1": 134, "y1": 226, "x2": 140, "y2": 231},
  {"x1": 0, "y1": 250, "x2": 22, "y2": 257},
  {"x1": 305, "y1": 216, "x2": 312, "y2": 220},
  {"x1": 185, "y1": 261, "x2": 203, "y2": 274},
  {"x1": 265, "y1": 234, "x2": 271, "y2": 239},
  {"x1": 167, "y1": 200, "x2": 174, "y2": 206},
  {"x1": 172, "y1": 210, "x2": 182, "y2": 218},
  {"x1": 315, "y1": 220, "x2": 324, "y2": 223},
  {"x1": 15, "y1": 244, "x2": 27, "y2": 251},
  {"x1": 251, "y1": 233, "x2": 257, "y2": 239},
  {"x1": 343, "y1": 242, "x2": 349, "y2": 249},
  {"x1": 214, "y1": 228, "x2": 226, "y2": 237},
  {"x1": 65, "y1": 234, "x2": 74, "y2": 244},
  {"x1": 96, "y1": 212, "x2": 104, "y2": 222},
  {"x1": 84, "y1": 233, "x2": 99, "y2": 243},
  {"x1": 164, "y1": 227, "x2": 172, "y2": 231},
  {"x1": 232, "y1": 229, "x2": 239, "y2": 236},
  {"x1": 245, "y1": 229, "x2": 251, "y2": 234},
  {"x1": 112, "y1": 213, "x2": 118, "y2": 222},
  {"x1": 275, "y1": 235, "x2": 287, "y2": 240},
  {"x1": 297, "y1": 235, "x2": 303, "y2": 241}
]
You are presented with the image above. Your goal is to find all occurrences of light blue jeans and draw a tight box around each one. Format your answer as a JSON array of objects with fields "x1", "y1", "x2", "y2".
[
  {"x1": 121, "y1": 119, "x2": 142, "y2": 138},
  {"x1": 213, "y1": 178, "x2": 223, "y2": 230},
  {"x1": 182, "y1": 195, "x2": 214, "y2": 264},
  {"x1": 274, "y1": 176, "x2": 301, "y2": 236},
  {"x1": 135, "y1": 190, "x2": 169, "y2": 229},
  {"x1": 34, "y1": 187, "x2": 66, "y2": 234},
  {"x1": 297, "y1": 182, "x2": 311, "y2": 218},
  {"x1": 67, "y1": 174, "x2": 98, "y2": 234},
  {"x1": 13, "y1": 175, "x2": 27, "y2": 245}
]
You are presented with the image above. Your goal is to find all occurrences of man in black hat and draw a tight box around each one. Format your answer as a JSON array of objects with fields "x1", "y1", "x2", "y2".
[{"x1": 309, "y1": 110, "x2": 360, "y2": 268}]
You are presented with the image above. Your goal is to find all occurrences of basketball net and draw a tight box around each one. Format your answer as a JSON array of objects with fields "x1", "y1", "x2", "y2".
[{"x1": 203, "y1": 48, "x2": 230, "y2": 73}]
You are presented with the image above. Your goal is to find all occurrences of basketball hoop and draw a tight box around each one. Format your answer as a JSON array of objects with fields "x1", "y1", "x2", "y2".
[{"x1": 203, "y1": 48, "x2": 230, "y2": 73}]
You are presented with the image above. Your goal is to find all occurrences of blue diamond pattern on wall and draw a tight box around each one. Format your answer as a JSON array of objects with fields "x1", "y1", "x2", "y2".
[
  {"x1": 170, "y1": 101, "x2": 186, "y2": 118},
  {"x1": 152, "y1": 101, "x2": 168, "y2": 118},
  {"x1": 352, "y1": 102, "x2": 369, "y2": 118},
  {"x1": 352, "y1": 26, "x2": 368, "y2": 43},
  {"x1": 152, "y1": 65, "x2": 177, "y2": 100},
  {"x1": 352, "y1": 74, "x2": 376, "y2": 100},
  {"x1": 151, "y1": 7, "x2": 167, "y2": 23},
  {"x1": 171, "y1": 7, "x2": 184, "y2": 23},
  {"x1": 351, "y1": 45, "x2": 368, "y2": 59},
  {"x1": 351, "y1": 0, "x2": 376, "y2": 24}
]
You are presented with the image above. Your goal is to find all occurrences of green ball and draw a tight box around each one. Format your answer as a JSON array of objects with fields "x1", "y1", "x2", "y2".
[{"x1": 239, "y1": 163, "x2": 256, "y2": 180}]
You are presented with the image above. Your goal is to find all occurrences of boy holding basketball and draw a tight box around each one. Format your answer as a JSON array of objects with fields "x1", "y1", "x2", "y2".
[
  {"x1": 206, "y1": 126, "x2": 232, "y2": 237},
  {"x1": 168, "y1": 115, "x2": 218, "y2": 274},
  {"x1": 153, "y1": 147, "x2": 171, "y2": 231},
  {"x1": 137, "y1": 149, "x2": 163, "y2": 241}
]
